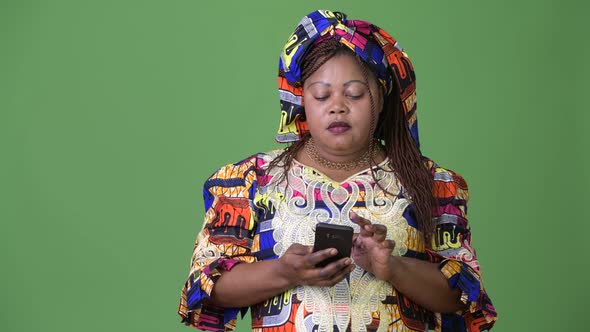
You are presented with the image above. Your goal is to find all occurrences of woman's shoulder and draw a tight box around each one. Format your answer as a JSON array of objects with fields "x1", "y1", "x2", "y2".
[
  {"x1": 203, "y1": 149, "x2": 285, "y2": 185},
  {"x1": 201, "y1": 149, "x2": 285, "y2": 202},
  {"x1": 421, "y1": 156, "x2": 469, "y2": 200}
]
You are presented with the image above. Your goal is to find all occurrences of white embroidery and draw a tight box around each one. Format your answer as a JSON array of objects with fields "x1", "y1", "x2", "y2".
[{"x1": 261, "y1": 154, "x2": 410, "y2": 332}]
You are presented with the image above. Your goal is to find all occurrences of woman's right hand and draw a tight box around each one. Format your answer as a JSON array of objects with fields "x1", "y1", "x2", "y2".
[{"x1": 276, "y1": 243, "x2": 355, "y2": 288}]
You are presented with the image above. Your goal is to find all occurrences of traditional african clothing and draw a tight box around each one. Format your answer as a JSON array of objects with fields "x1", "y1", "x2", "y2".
[{"x1": 178, "y1": 10, "x2": 496, "y2": 332}]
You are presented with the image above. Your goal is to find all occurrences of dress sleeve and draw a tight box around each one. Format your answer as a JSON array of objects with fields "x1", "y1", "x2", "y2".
[
  {"x1": 178, "y1": 156, "x2": 259, "y2": 331},
  {"x1": 426, "y1": 164, "x2": 497, "y2": 332}
]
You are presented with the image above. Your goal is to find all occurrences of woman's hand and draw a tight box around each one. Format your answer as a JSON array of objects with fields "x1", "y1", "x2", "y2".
[
  {"x1": 277, "y1": 243, "x2": 355, "y2": 288},
  {"x1": 350, "y1": 211, "x2": 396, "y2": 281}
]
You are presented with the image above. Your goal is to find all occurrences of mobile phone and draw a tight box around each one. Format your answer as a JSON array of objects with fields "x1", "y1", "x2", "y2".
[{"x1": 312, "y1": 223, "x2": 354, "y2": 267}]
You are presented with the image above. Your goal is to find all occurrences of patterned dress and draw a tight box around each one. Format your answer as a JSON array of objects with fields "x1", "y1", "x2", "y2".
[{"x1": 177, "y1": 150, "x2": 496, "y2": 332}]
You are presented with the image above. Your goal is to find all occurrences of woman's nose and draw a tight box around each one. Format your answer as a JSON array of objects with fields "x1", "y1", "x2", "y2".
[{"x1": 329, "y1": 96, "x2": 349, "y2": 114}]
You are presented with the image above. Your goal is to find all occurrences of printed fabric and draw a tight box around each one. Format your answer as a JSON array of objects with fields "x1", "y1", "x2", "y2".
[{"x1": 177, "y1": 150, "x2": 497, "y2": 331}]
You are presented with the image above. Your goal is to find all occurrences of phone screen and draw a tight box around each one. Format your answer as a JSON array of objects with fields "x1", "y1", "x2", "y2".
[{"x1": 312, "y1": 223, "x2": 354, "y2": 267}]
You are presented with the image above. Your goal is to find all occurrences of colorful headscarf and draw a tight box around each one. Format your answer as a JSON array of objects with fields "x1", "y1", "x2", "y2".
[{"x1": 276, "y1": 10, "x2": 420, "y2": 149}]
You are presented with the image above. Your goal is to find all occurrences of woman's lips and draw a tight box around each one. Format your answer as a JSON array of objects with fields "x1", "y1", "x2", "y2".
[{"x1": 327, "y1": 121, "x2": 351, "y2": 134}]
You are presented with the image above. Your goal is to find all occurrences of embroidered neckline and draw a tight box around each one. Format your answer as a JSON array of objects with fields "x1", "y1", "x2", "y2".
[{"x1": 291, "y1": 157, "x2": 391, "y2": 186}]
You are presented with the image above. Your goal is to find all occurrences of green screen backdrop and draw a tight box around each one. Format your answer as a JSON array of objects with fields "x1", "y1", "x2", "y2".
[{"x1": 2, "y1": 1, "x2": 588, "y2": 331}]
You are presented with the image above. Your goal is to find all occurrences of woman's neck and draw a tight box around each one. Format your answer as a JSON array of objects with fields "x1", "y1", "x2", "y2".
[{"x1": 294, "y1": 139, "x2": 386, "y2": 182}]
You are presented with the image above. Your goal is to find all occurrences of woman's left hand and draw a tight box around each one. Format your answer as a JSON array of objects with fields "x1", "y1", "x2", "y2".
[{"x1": 350, "y1": 211, "x2": 396, "y2": 281}]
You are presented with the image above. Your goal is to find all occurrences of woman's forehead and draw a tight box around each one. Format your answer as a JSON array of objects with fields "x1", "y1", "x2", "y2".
[{"x1": 304, "y1": 55, "x2": 371, "y2": 87}]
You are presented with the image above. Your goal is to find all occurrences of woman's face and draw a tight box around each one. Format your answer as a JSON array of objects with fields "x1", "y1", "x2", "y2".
[{"x1": 303, "y1": 54, "x2": 383, "y2": 157}]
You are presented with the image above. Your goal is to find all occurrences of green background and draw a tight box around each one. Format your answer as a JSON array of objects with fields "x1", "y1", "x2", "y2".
[{"x1": 2, "y1": 0, "x2": 588, "y2": 331}]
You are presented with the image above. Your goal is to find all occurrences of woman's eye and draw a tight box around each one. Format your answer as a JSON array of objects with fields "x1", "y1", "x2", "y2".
[
  {"x1": 347, "y1": 94, "x2": 364, "y2": 100},
  {"x1": 314, "y1": 96, "x2": 329, "y2": 101}
]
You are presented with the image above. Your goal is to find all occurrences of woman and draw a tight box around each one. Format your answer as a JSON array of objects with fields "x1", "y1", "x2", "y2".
[{"x1": 178, "y1": 10, "x2": 497, "y2": 332}]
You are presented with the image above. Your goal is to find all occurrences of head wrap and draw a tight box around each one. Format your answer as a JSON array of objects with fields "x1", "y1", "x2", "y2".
[{"x1": 276, "y1": 10, "x2": 420, "y2": 149}]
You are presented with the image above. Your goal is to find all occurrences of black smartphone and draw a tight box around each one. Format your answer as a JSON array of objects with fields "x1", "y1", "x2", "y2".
[{"x1": 312, "y1": 223, "x2": 354, "y2": 267}]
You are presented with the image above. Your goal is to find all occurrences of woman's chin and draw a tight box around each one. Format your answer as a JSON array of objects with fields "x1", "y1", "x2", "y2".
[
  {"x1": 327, "y1": 138, "x2": 365, "y2": 152},
  {"x1": 327, "y1": 144, "x2": 363, "y2": 156}
]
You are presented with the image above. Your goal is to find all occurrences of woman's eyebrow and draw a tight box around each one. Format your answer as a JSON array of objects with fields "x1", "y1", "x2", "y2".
[
  {"x1": 307, "y1": 80, "x2": 366, "y2": 88},
  {"x1": 344, "y1": 80, "x2": 367, "y2": 87},
  {"x1": 307, "y1": 81, "x2": 330, "y2": 88}
]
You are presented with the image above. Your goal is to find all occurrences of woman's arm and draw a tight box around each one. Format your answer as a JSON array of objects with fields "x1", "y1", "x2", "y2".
[
  {"x1": 388, "y1": 256, "x2": 465, "y2": 313},
  {"x1": 209, "y1": 244, "x2": 355, "y2": 308},
  {"x1": 350, "y1": 212, "x2": 464, "y2": 313}
]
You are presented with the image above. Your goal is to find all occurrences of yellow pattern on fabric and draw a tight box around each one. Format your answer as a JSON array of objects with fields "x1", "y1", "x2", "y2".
[{"x1": 404, "y1": 225, "x2": 425, "y2": 253}]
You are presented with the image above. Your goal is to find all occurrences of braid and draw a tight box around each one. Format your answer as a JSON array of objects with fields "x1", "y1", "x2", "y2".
[
  {"x1": 265, "y1": 131, "x2": 309, "y2": 186},
  {"x1": 354, "y1": 51, "x2": 435, "y2": 240},
  {"x1": 381, "y1": 91, "x2": 436, "y2": 240}
]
